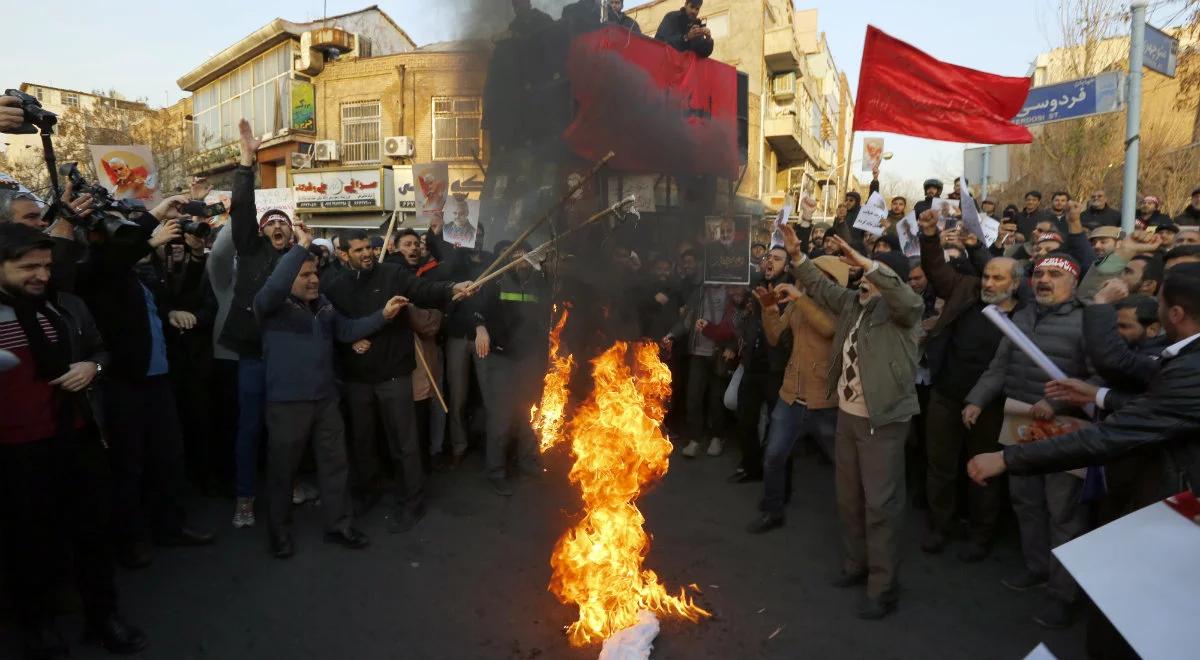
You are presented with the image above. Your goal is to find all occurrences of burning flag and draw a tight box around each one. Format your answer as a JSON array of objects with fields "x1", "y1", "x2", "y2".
[{"x1": 533, "y1": 312, "x2": 709, "y2": 647}]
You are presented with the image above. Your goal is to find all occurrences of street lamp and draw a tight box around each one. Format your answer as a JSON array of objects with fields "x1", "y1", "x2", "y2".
[{"x1": 820, "y1": 152, "x2": 892, "y2": 218}]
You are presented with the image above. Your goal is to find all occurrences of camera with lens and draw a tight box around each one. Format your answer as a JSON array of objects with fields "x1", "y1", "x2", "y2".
[
  {"x1": 2, "y1": 88, "x2": 58, "y2": 134},
  {"x1": 58, "y1": 162, "x2": 146, "y2": 243}
]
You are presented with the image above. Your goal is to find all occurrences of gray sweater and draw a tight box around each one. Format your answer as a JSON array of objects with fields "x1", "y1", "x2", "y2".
[
  {"x1": 206, "y1": 226, "x2": 237, "y2": 362},
  {"x1": 253, "y1": 246, "x2": 387, "y2": 403}
]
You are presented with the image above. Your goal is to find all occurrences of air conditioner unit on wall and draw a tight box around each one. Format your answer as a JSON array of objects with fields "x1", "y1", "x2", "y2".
[
  {"x1": 383, "y1": 136, "x2": 414, "y2": 158},
  {"x1": 313, "y1": 140, "x2": 339, "y2": 162}
]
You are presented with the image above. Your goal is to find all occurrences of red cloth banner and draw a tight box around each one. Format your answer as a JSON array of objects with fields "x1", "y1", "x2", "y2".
[
  {"x1": 564, "y1": 26, "x2": 740, "y2": 180},
  {"x1": 853, "y1": 26, "x2": 1034, "y2": 144}
]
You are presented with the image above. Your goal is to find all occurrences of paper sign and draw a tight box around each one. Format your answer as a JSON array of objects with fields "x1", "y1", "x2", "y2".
[
  {"x1": 895, "y1": 210, "x2": 920, "y2": 257},
  {"x1": 852, "y1": 192, "x2": 888, "y2": 236},
  {"x1": 862, "y1": 138, "x2": 885, "y2": 172},
  {"x1": 704, "y1": 215, "x2": 751, "y2": 285},
  {"x1": 931, "y1": 198, "x2": 960, "y2": 230},
  {"x1": 89, "y1": 144, "x2": 161, "y2": 205},
  {"x1": 255, "y1": 188, "x2": 296, "y2": 224},
  {"x1": 413, "y1": 163, "x2": 449, "y2": 218},
  {"x1": 1055, "y1": 498, "x2": 1200, "y2": 660},
  {"x1": 443, "y1": 196, "x2": 479, "y2": 249},
  {"x1": 770, "y1": 196, "x2": 792, "y2": 248},
  {"x1": 979, "y1": 215, "x2": 1001, "y2": 248},
  {"x1": 203, "y1": 190, "x2": 232, "y2": 227}
]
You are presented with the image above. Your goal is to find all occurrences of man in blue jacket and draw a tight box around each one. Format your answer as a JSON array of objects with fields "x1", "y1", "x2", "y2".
[{"x1": 253, "y1": 226, "x2": 406, "y2": 559}]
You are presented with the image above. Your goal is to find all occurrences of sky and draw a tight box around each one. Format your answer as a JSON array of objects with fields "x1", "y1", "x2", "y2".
[{"x1": 1, "y1": 0, "x2": 1191, "y2": 194}]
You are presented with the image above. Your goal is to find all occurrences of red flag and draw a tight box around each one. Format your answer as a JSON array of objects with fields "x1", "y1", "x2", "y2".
[
  {"x1": 564, "y1": 26, "x2": 740, "y2": 179},
  {"x1": 854, "y1": 26, "x2": 1033, "y2": 144}
]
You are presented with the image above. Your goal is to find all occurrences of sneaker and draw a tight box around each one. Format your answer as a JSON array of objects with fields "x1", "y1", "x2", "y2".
[
  {"x1": 1033, "y1": 599, "x2": 1075, "y2": 630},
  {"x1": 706, "y1": 437, "x2": 724, "y2": 456},
  {"x1": 292, "y1": 482, "x2": 320, "y2": 505},
  {"x1": 1001, "y1": 570, "x2": 1047, "y2": 592},
  {"x1": 232, "y1": 498, "x2": 255, "y2": 528},
  {"x1": 920, "y1": 530, "x2": 947, "y2": 554},
  {"x1": 681, "y1": 440, "x2": 700, "y2": 458},
  {"x1": 746, "y1": 514, "x2": 784, "y2": 534}
]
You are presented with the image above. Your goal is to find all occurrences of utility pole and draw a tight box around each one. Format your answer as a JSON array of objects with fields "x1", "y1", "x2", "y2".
[
  {"x1": 1121, "y1": 0, "x2": 1147, "y2": 235},
  {"x1": 981, "y1": 145, "x2": 991, "y2": 201}
]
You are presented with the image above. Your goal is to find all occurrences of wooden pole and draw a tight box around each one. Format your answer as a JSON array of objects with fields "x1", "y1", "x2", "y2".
[
  {"x1": 379, "y1": 206, "x2": 401, "y2": 265},
  {"x1": 476, "y1": 151, "x2": 615, "y2": 282},
  {"x1": 413, "y1": 338, "x2": 448, "y2": 414}
]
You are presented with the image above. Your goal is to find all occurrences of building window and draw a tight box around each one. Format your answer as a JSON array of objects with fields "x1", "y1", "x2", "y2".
[
  {"x1": 192, "y1": 42, "x2": 295, "y2": 151},
  {"x1": 341, "y1": 101, "x2": 381, "y2": 164},
  {"x1": 432, "y1": 97, "x2": 482, "y2": 161},
  {"x1": 33, "y1": 87, "x2": 45, "y2": 102},
  {"x1": 62, "y1": 94, "x2": 80, "y2": 109}
]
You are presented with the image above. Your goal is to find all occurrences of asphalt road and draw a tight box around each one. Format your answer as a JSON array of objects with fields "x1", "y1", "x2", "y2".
[{"x1": 1, "y1": 444, "x2": 1088, "y2": 660}]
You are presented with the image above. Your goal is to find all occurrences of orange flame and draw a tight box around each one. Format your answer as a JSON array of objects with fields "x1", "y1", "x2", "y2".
[
  {"x1": 531, "y1": 306, "x2": 574, "y2": 452},
  {"x1": 540, "y1": 339, "x2": 709, "y2": 646}
]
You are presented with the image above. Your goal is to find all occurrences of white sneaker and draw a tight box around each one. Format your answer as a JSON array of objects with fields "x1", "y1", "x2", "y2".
[
  {"x1": 681, "y1": 440, "x2": 700, "y2": 458},
  {"x1": 707, "y1": 437, "x2": 724, "y2": 456},
  {"x1": 233, "y1": 497, "x2": 256, "y2": 528}
]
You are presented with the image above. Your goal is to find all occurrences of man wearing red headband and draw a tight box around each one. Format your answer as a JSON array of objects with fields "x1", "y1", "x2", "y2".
[{"x1": 962, "y1": 251, "x2": 1093, "y2": 630}]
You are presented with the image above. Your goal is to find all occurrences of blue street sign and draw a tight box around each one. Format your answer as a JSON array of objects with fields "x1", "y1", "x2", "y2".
[
  {"x1": 1144, "y1": 24, "x2": 1178, "y2": 77},
  {"x1": 1012, "y1": 71, "x2": 1125, "y2": 126}
]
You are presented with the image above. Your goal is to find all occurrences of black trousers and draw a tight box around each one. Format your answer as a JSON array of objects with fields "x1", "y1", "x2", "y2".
[
  {"x1": 735, "y1": 369, "x2": 782, "y2": 478},
  {"x1": 0, "y1": 432, "x2": 117, "y2": 627},
  {"x1": 344, "y1": 377, "x2": 424, "y2": 511},
  {"x1": 168, "y1": 339, "x2": 218, "y2": 489},
  {"x1": 103, "y1": 376, "x2": 187, "y2": 545}
]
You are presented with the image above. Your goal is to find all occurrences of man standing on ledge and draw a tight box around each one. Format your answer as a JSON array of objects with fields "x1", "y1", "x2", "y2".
[{"x1": 655, "y1": 0, "x2": 714, "y2": 57}]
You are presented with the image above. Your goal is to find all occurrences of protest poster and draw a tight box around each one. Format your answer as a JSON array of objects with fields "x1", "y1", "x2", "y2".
[
  {"x1": 895, "y1": 210, "x2": 920, "y2": 257},
  {"x1": 255, "y1": 188, "x2": 297, "y2": 224},
  {"x1": 931, "y1": 197, "x2": 960, "y2": 230},
  {"x1": 443, "y1": 195, "x2": 479, "y2": 249},
  {"x1": 203, "y1": 190, "x2": 232, "y2": 227},
  {"x1": 769, "y1": 196, "x2": 792, "y2": 248},
  {"x1": 89, "y1": 144, "x2": 161, "y2": 205},
  {"x1": 862, "y1": 138, "x2": 885, "y2": 172},
  {"x1": 703, "y1": 215, "x2": 751, "y2": 285},
  {"x1": 852, "y1": 192, "x2": 888, "y2": 236},
  {"x1": 413, "y1": 163, "x2": 449, "y2": 218}
]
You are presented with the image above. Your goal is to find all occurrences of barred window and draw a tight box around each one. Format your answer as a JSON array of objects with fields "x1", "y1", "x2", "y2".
[
  {"x1": 62, "y1": 94, "x2": 80, "y2": 109},
  {"x1": 341, "y1": 101, "x2": 381, "y2": 164},
  {"x1": 432, "y1": 97, "x2": 482, "y2": 161}
]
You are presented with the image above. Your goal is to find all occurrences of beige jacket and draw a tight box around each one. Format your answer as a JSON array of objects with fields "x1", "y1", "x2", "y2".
[
  {"x1": 761, "y1": 292, "x2": 837, "y2": 409},
  {"x1": 409, "y1": 306, "x2": 443, "y2": 402}
]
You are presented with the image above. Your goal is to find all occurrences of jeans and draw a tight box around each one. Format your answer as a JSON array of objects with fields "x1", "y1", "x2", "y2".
[
  {"x1": 235, "y1": 357, "x2": 267, "y2": 499},
  {"x1": 761, "y1": 398, "x2": 836, "y2": 516}
]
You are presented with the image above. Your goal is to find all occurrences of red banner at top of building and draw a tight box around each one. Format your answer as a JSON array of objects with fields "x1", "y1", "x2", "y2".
[
  {"x1": 563, "y1": 26, "x2": 740, "y2": 180},
  {"x1": 853, "y1": 26, "x2": 1033, "y2": 145}
]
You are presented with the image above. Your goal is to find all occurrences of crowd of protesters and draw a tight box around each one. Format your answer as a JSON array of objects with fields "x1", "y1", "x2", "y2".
[{"x1": 4, "y1": 86, "x2": 1200, "y2": 658}]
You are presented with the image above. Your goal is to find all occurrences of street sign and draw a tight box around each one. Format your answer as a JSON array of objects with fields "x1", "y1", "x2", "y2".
[
  {"x1": 1144, "y1": 24, "x2": 1179, "y2": 77},
  {"x1": 1012, "y1": 71, "x2": 1125, "y2": 126},
  {"x1": 964, "y1": 145, "x2": 1010, "y2": 185}
]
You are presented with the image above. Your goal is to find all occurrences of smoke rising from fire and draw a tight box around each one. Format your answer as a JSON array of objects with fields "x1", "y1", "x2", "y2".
[{"x1": 440, "y1": 0, "x2": 581, "y2": 41}]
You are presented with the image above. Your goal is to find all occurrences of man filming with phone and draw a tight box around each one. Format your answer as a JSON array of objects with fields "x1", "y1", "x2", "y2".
[{"x1": 654, "y1": 0, "x2": 714, "y2": 57}]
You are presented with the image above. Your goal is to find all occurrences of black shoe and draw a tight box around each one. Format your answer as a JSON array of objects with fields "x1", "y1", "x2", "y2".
[
  {"x1": 354, "y1": 491, "x2": 383, "y2": 517},
  {"x1": 84, "y1": 613, "x2": 148, "y2": 655},
  {"x1": 920, "y1": 530, "x2": 947, "y2": 554},
  {"x1": 155, "y1": 527, "x2": 215, "y2": 547},
  {"x1": 116, "y1": 542, "x2": 152, "y2": 570},
  {"x1": 957, "y1": 541, "x2": 990, "y2": 563},
  {"x1": 22, "y1": 619, "x2": 67, "y2": 660},
  {"x1": 324, "y1": 527, "x2": 370, "y2": 550},
  {"x1": 489, "y1": 477, "x2": 514, "y2": 497},
  {"x1": 386, "y1": 504, "x2": 426, "y2": 534},
  {"x1": 1001, "y1": 570, "x2": 1047, "y2": 592},
  {"x1": 830, "y1": 571, "x2": 868, "y2": 588},
  {"x1": 727, "y1": 470, "x2": 762, "y2": 484},
  {"x1": 856, "y1": 597, "x2": 897, "y2": 620},
  {"x1": 269, "y1": 531, "x2": 294, "y2": 559},
  {"x1": 1033, "y1": 599, "x2": 1075, "y2": 630},
  {"x1": 746, "y1": 514, "x2": 784, "y2": 534}
]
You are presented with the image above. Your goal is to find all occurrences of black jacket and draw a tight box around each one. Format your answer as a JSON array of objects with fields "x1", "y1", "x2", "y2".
[
  {"x1": 1004, "y1": 337, "x2": 1200, "y2": 497},
  {"x1": 1082, "y1": 304, "x2": 1168, "y2": 411},
  {"x1": 29, "y1": 292, "x2": 111, "y2": 445},
  {"x1": 323, "y1": 262, "x2": 456, "y2": 384},
  {"x1": 1015, "y1": 207, "x2": 1056, "y2": 238},
  {"x1": 1176, "y1": 205, "x2": 1200, "y2": 224},
  {"x1": 478, "y1": 269, "x2": 551, "y2": 359},
  {"x1": 654, "y1": 9, "x2": 714, "y2": 57},
  {"x1": 1081, "y1": 205, "x2": 1122, "y2": 230},
  {"x1": 219, "y1": 166, "x2": 289, "y2": 358}
]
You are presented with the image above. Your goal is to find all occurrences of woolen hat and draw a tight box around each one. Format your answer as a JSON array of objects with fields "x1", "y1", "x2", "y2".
[{"x1": 874, "y1": 250, "x2": 910, "y2": 281}]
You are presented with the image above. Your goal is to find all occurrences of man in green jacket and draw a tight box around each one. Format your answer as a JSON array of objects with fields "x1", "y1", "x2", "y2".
[{"x1": 780, "y1": 224, "x2": 923, "y2": 620}]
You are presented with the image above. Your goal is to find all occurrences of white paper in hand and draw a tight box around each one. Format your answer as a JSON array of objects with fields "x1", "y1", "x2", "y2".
[
  {"x1": 853, "y1": 191, "x2": 888, "y2": 237},
  {"x1": 895, "y1": 210, "x2": 920, "y2": 257},
  {"x1": 770, "y1": 196, "x2": 792, "y2": 248}
]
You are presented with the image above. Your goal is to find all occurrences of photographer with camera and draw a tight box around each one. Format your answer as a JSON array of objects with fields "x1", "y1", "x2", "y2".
[
  {"x1": 654, "y1": 0, "x2": 714, "y2": 58},
  {"x1": 0, "y1": 222, "x2": 148, "y2": 658}
]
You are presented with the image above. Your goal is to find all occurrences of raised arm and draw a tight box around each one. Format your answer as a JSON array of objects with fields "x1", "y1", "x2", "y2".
[
  {"x1": 231, "y1": 119, "x2": 262, "y2": 255},
  {"x1": 253, "y1": 245, "x2": 308, "y2": 321}
]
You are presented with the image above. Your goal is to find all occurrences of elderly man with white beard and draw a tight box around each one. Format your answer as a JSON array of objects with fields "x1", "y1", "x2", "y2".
[{"x1": 962, "y1": 251, "x2": 1094, "y2": 631}]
